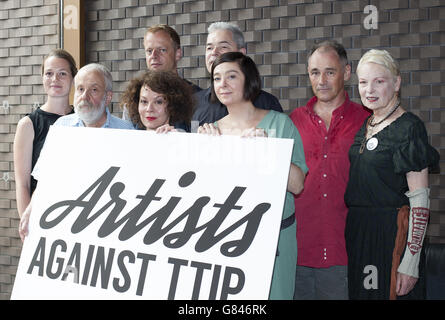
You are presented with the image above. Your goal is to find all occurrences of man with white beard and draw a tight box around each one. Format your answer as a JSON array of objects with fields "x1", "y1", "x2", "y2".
[
  {"x1": 18, "y1": 64, "x2": 134, "y2": 241},
  {"x1": 54, "y1": 63, "x2": 134, "y2": 129}
]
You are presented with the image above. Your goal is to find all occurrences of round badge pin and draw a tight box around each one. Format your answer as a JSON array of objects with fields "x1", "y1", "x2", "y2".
[{"x1": 366, "y1": 137, "x2": 378, "y2": 151}]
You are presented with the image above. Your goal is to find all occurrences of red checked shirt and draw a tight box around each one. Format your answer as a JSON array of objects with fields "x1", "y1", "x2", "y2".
[{"x1": 290, "y1": 93, "x2": 370, "y2": 268}]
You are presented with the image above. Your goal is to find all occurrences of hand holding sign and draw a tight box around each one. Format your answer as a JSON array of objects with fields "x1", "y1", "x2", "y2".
[
  {"x1": 19, "y1": 203, "x2": 32, "y2": 242},
  {"x1": 12, "y1": 127, "x2": 292, "y2": 299}
]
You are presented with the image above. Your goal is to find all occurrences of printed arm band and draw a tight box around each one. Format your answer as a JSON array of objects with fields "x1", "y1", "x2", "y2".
[{"x1": 397, "y1": 187, "x2": 430, "y2": 278}]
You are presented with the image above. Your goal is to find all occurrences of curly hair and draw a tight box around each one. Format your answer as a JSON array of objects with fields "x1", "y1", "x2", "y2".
[{"x1": 120, "y1": 70, "x2": 194, "y2": 129}]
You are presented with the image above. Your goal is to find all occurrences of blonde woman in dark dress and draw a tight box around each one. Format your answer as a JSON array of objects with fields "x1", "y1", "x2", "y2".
[{"x1": 344, "y1": 49, "x2": 439, "y2": 300}]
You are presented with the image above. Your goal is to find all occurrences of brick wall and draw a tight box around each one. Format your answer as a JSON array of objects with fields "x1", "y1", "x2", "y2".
[
  {"x1": 0, "y1": 0, "x2": 443, "y2": 299},
  {"x1": 0, "y1": 0, "x2": 60, "y2": 299}
]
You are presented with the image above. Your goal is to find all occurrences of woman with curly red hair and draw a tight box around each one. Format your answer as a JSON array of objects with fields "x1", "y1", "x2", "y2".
[{"x1": 120, "y1": 70, "x2": 194, "y2": 132}]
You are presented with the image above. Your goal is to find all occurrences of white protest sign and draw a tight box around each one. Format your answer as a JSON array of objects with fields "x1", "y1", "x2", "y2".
[{"x1": 12, "y1": 126, "x2": 293, "y2": 300}]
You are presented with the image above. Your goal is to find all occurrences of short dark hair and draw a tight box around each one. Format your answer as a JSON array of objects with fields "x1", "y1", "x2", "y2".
[
  {"x1": 120, "y1": 70, "x2": 194, "y2": 129},
  {"x1": 210, "y1": 52, "x2": 261, "y2": 103},
  {"x1": 307, "y1": 40, "x2": 348, "y2": 67}
]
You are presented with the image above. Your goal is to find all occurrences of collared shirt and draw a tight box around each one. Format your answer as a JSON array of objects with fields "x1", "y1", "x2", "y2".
[
  {"x1": 32, "y1": 107, "x2": 134, "y2": 181},
  {"x1": 290, "y1": 93, "x2": 370, "y2": 268},
  {"x1": 192, "y1": 87, "x2": 283, "y2": 126},
  {"x1": 54, "y1": 107, "x2": 135, "y2": 130}
]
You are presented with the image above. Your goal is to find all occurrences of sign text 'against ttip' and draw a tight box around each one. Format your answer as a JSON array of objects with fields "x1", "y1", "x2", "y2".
[{"x1": 12, "y1": 126, "x2": 292, "y2": 299}]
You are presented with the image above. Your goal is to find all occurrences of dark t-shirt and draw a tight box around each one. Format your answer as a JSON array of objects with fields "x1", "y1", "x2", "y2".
[
  {"x1": 184, "y1": 79, "x2": 202, "y2": 93},
  {"x1": 28, "y1": 107, "x2": 73, "y2": 194}
]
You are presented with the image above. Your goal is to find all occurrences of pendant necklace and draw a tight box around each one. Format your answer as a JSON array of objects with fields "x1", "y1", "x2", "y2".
[
  {"x1": 359, "y1": 100, "x2": 400, "y2": 154},
  {"x1": 369, "y1": 100, "x2": 400, "y2": 127}
]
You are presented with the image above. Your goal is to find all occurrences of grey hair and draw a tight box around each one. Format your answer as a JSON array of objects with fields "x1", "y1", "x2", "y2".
[
  {"x1": 308, "y1": 40, "x2": 349, "y2": 68},
  {"x1": 76, "y1": 63, "x2": 113, "y2": 92},
  {"x1": 207, "y1": 22, "x2": 246, "y2": 50}
]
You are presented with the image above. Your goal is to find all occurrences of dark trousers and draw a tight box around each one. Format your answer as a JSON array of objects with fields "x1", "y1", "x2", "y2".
[{"x1": 294, "y1": 265, "x2": 348, "y2": 300}]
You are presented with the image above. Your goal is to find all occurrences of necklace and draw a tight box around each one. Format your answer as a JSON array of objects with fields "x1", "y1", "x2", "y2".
[
  {"x1": 369, "y1": 100, "x2": 400, "y2": 127},
  {"x1": 359, "y1": 100, "x2": 401, "y2": 154},
  {"x1": 359, "y1": 117, "x2": 372, "y2": 154}
]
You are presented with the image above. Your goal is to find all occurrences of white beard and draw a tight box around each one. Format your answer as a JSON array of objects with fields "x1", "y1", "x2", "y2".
[{"x1": 75, "y1": 96, "x2": 107, "y2": 126}]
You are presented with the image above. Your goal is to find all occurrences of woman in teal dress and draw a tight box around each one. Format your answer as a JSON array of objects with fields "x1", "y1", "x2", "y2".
[{"x1": 198, "y1": 52, "x2": 308, "y2": 299}]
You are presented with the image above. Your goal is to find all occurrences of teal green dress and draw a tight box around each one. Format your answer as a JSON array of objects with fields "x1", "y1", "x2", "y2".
[
  {"x1": 258, "y1": 110, "x2": 308, "y2": 299},
  {"x1": 216, "y1": 110, "x2": 308, "y2": 299}
]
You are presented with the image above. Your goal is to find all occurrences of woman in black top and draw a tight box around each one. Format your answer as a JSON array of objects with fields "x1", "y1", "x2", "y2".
[
  {"x1": 13, "y1": 49, "x2": 77, "y2": 218},
  {"x1": 345, "y1": 49, "x2": 439, "y2": 299}
]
